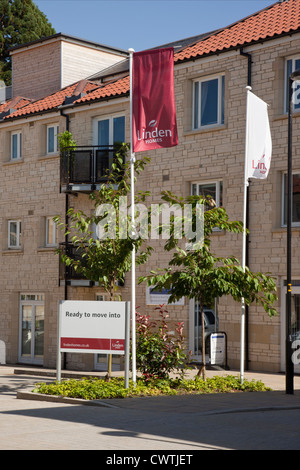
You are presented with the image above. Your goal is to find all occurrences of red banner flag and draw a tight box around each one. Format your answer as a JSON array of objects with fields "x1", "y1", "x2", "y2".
[{"x1": 132, "y1": 47, "x2": 178, "y2": 152}]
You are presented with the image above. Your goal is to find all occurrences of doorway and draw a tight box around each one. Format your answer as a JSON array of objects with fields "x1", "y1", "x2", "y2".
[
  {"x1": 19, "y1": 294, "x2": 44, "y2": 365},
  {"x1": 189, "y1": 299, "x2": 218, "y2": 362}
]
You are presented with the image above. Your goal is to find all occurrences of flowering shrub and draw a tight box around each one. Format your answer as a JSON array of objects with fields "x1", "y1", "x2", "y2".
[{"x1": 135, "y1": 305, "x2": 188, "y2": 380}]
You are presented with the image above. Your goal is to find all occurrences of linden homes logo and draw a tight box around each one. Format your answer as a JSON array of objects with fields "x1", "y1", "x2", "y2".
[
  {"x1": 111, "y1": 340, "x2": 124, "y2": 351},
  {"x1": 137, "y1": 119, "x2": 172, "y2": 145}
]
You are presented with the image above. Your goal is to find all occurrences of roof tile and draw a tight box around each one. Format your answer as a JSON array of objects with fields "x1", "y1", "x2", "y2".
[
  {"x1": 3, "y1": 0, "x2": 300, "y2": 119},
  {"x1": 4, "y1": 81, "x2": 99, "y2": 119},
  {"x1": 174, "y1": 0, "x2": 300, "y2": 62}
]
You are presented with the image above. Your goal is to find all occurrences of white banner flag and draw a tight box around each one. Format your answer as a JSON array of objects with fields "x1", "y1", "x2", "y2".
[{"x1": 245, "y1": 91, "x2": 272, "y2": 180}]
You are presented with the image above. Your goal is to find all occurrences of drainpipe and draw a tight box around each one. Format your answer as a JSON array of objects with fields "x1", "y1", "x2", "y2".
[
  {"x1": 240, "y1": 48, "x2": 252, "y2": 88},
  {"x1": 60, "y1": 109, "x2": 70, "y2": 371},
  {"x1": 240, "y1": 48, "x2": 252, "y2": 371},
  {"x1": 60, "y1": 110, "x2": 70, "y2": 302}
]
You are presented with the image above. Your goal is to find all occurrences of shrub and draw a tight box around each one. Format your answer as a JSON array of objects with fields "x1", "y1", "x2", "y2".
[
  {"x1": 32, "y1": 375, "x2": 271, "y2": 400},
  {"x1": 135, "y1": 305, "x2": 188, "y2": 380}
]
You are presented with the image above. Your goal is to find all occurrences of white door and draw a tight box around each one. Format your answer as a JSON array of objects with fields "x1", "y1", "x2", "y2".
[{"x1": 19, "y1": 294, "x2": 44, "y2": 365}]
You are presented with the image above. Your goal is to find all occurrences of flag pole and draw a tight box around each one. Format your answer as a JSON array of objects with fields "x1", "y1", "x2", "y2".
[
  {"x1": 128, "y1": 48, "x2": 136, "y2": 385},
  {"x1": 241, "y1": 85, "x2": 252, "y2": 384}
]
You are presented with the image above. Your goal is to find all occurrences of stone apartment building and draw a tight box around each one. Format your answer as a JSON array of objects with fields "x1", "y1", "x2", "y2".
[{"x1": 0, "y1": 0, "x2": 300, "y2": 374}]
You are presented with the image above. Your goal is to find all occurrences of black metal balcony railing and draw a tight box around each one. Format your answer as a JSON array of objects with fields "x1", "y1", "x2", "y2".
[
  {"x1": 60, "y1": 145, "x2": 125, "y2": 189},
  {"x1": 59, "y1": 242, "x2": 124, "y2": 287},
  {"x1": 59, "y1": 242, "x2": 91, "y2": 284}
]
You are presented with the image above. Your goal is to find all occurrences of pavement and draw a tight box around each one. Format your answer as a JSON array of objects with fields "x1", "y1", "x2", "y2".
[{"x1": 0, "y1": 364, "x2": 300, "y2": 451}]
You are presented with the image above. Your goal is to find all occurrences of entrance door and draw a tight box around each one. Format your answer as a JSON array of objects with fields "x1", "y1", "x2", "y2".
[
  {"x1": 281, "y1": 283, "x2": 300, "y2": 374},
  {"x1": 189, "y1": 299, "x2": 217, "y2": 362},
  {"x1": 19, "y1": 294, "x2": 44, "y2": 365}
]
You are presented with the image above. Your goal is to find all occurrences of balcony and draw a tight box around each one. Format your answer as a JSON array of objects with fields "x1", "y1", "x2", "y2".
[
  {"x1": 60, "y1": 145, "x2": 125, "y2": 192},
  {"x1": 59, "y1": 242, "x2": 96, "y2": 287},
  {"x1": 59, "y1": 242, "x2": 125, "y2": 288}
]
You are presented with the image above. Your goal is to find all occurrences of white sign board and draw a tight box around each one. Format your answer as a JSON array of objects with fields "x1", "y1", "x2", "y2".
[
  {"x1": 210, "y1": 332, "x2": 226, "y2": 365},
  {"x1": 146, "y1": 287, "x2": 184, "y2": 306},
  {"x1": 59, "y1": 300, "x2": 127, "y2": 354}
]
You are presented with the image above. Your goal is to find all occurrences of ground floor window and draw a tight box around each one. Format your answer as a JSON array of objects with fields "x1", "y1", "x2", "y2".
[{"x1": 19, "y1": 294, "x2": 44, "y2": 365}]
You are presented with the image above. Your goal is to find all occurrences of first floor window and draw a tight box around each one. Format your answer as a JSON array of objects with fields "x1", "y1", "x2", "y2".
[
  {"x1": 8, "y1": 220, "x2": 21, "y2": 248},
  {"x1": 94, "y1": 115, "x2": 125, "y2": 179},
  {"x1": 97, "y1": 115, "x2": 125, "y2": 146},
  {"x1": 47, "y1": 125, "x2": 59, "y2": 154},
  {"x1": 191, "y1": 180, "x2": 223, "y2": 208},
  {"x1": 11, "y1": 131, "x2": 22, "y2": 160},
  {"x1": 282, "y1": 172, "x2": 300, "y2": 226},
  {"x1": 193, "y1": 75, "x2": 225, "y2": 129},
  {"x1": 285, "y1": 57, "x2": 300, "y2": 113},
  {"x1": 46, "y1": 217, "x2": 56, "y2": 246}
]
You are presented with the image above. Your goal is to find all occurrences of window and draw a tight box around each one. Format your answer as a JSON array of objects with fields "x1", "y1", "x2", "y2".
[
  {"x1": 193, "y1": 75, "x2": 225, "y2": 129},
  {"x1": 11, "y1": 131, "x2": 22, "y2": 160},
  {"x1": 47, "y1": 125, "x2": 59, "y2": 154},
  {"x1": 96, "y1": 115, "x2": 125, "y2": 146},
  {"x1": 46, "y1": 217, "x2": 56, "y2": 246},
  {"x1": 285, "y1": 57, "x2": 300, "y2": 113},
  {"x1": 8, "y1": 220, "x2": 21, "y2": 248},
  {"x1": 191, "y1": 181, "x2": 223, "y2": 208},
  {"x1": 96, "y1": 294, "x2": 106, "y2": 301},
  {"x1": 282, "y1": 172, "x2": 300, "y2": 226}
]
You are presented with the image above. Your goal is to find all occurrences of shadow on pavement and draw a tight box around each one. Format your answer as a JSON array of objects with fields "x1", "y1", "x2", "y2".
[{"x1": 1, "y1": 388, "x2": 300, "y2": 450}]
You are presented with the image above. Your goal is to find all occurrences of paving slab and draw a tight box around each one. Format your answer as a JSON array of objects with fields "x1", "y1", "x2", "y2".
[{"x1": 0, "y1": 365, "x2": 300, "y2": 450}]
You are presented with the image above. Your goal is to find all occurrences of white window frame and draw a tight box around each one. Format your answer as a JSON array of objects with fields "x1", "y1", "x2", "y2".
[
  {"x1": 19, "y1": 293, "x2": 44, "y2": 364},
  {"x1": 45, "y1": 217, "x2": 57, "y2": 246},
  {"x1": 11, "y1": 131, "x2": 22, "y2": 160},
  {"x1": 93, "y1": 114, "x2": 125, "y2": 145},
  {"x1": 285, "y1": 56, "x2": 300, "y2": 113},
  {"x1": 8, "y1": 220, "x2": 21, "y2": 248},
  {"x1": 46, "y1": 124, "x2": 59, "y2": 154},
  {"x1": 191, "y1": 180, "x2": 223, "y2": 207},
  {"x1": 96, "y1": 294, "x2": 106, "y2": 301},
  {"x1": 192, "y1": 74, "x2": 225, "y2": 130},
  {"x1": 281, "y1": 172, "x2": 300, "y2": 227}
]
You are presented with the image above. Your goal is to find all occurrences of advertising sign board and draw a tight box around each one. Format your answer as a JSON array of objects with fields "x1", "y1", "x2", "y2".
[
  {"x1": 57, "y1": 300, "x2": 130, "y2": 384},
  {"x1": 146, "y1": 287, "x2": 184, "y2": 306},
  {"x1": 59, "y1": 300, "x2": 127, "y2": 354}
]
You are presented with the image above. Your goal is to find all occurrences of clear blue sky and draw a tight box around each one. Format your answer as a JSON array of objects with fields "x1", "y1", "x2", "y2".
[{"x1": 34, "y1": 0, "x2": 276, "y2": 52}]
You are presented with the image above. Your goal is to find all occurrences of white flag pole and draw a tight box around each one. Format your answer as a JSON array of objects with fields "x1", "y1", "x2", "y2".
[
  {"x1": 241, "y1": 85, "x2": 252, "y2": 384},
  {"x1": 128, "y1": 48, "x2": 136, "y2": 385}
]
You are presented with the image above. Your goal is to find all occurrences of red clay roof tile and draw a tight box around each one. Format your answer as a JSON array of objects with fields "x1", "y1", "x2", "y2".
[
  {"x1": 0, "y1": 97, "x2": 32, "y2": 114},
  {"x1": 74, "y1": 76, "x2": 129, "y2": 104},
  {"x1": 174, "y1": 0, "x2": 300, "y2": 62},
  {"x1": 4, "y1": 81, "x2": 99, "y2": 119},
  {"x1": 3, "y1": 0, "x2": 300, "y2": 120},
  {"x1": 3, "y1": 77, "x2": 129, "y2": 119}
]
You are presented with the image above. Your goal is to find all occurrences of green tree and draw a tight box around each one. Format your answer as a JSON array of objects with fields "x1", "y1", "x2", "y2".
[
  {"x1": 55, "y1": 139, "x2": 153, "y2": 379},
  {"x1": 55, "y1": 142, "x2": 153, "y2": 301},
  {"x1": 139, "y1": 191, "x2": 277, "y2": 379},
  {"x1": 0, "y1": 0, "x2": 56, "y2": 85}
]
